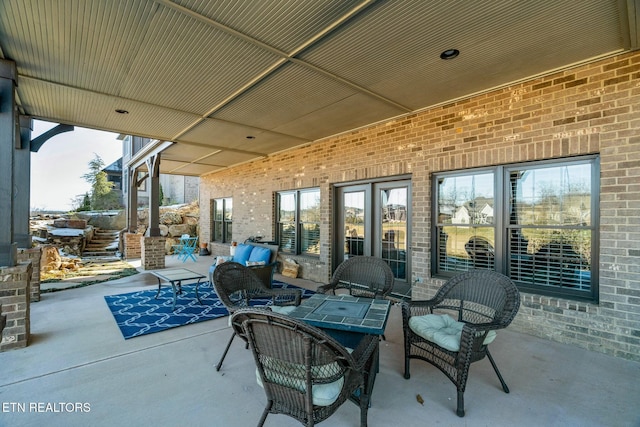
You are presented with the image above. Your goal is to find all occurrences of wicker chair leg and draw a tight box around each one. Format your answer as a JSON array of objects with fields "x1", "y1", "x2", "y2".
[
  {"x1": 404, "y1": 357, "x2": 411, "y2": 379},
  {"x1": 359, "y1": 388, "x2": 370, "y2": 427},
  {"x1": 215, "y1": 331, "x2": 236, "y2": 371},
  {"x1": 257, "y1": 401, "x2": 272, "y2": 427},
  {"x1": 486, "y1": 348, "x2": 509, "y2": 393},
  {"x1": 456, "y1": 390, "x2": 465, "y2": 417}
]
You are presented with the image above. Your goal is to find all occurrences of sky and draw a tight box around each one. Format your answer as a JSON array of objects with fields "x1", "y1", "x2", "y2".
[{"x1": 30, "y1": 120, "x2": 123, "y2": 212}]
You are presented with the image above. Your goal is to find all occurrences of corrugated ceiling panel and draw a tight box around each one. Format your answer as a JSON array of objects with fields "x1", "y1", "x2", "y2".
[
  {"x1": 0, "y1": 0, "x2": 158, "y2": 94},
  {"x1": 17, "y1": 80, "x2": 197, "y2": 140},
  {"x1": 168, "y1": 164, "x2": 223, "y2": 176},
  {"x1": 160, "y1": 145, "x2": 221, "y2": 163},
  {"x1": 180, "y1": 118, "x2": 308, "y2": 152},
  {"x1": 121, "y1": 4, "x2": 283, "y2": 115},
  {"x1": 271, "y1": 92, "x2": 404, "y2": 141},
  {"x1": 16, "y1": 77, "x2": 121, "y2": 130},
  {"x1": 301, "y1": 0, "x2": 624, "y2": 109},
  {"x1": 99, "y1": 98, "x2": 202, "y2": 140},
  {"x1": 17, "y1": 78, "x2": 201, "y2": 139},
  {"x1": 174, "y1": 0, "x2": 364, "y2": 52},
  {"x1": 162, "y1": 149, "x2": 263, "y2": 172},
  {"x1": 194, "y1": 150, "x2": 263, "y2": 166},
  {"x1": 212, "y1": 62, "x2": 362, "y2": 133},
  {"x1": 158, "y1": 159, "x2": 223, "y2": 175},
  {"x1": 1, "y1": 0, "x2": 633, "y2": 176}
]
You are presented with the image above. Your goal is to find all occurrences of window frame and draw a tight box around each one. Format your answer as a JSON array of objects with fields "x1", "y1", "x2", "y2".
[
  {"x1": 432, "y1": 155, "x2": 599, "y2": 303},
  {"x1": 211, "y1": 197, "x2": 232, "y2": 243},
  {"x1": 276, "y1": 188, "x2": 321, "y2": 256}
]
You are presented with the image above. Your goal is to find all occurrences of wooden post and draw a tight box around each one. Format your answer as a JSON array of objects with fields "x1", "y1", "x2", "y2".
[{"x1": 0, "y1": 59, "x2": 18, "y2": 267}]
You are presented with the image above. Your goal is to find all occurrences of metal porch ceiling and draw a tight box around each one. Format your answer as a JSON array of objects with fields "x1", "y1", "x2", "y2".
[{"x1": 1, "y1": 0, "x2": 637, "y2": 176}]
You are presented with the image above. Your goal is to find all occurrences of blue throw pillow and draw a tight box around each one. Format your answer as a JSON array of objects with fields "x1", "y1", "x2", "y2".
[
  {"x1": 233, "y1": 244, "x2": 254, "y2": 266},
  {"x1": 248, "y1": 245, "x2": 272, "y2": 265}
]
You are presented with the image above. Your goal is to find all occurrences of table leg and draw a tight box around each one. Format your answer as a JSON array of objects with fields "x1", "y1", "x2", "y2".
[
  {"x1": 323, "y1": 330, "x2": 380, "y2": 407},
  {"x1": 366, "y1": 342, "x2": 380, "y2": 396},
  {"x1": 155, "y1": 277, "x2": 162, "y2": 299},
  {"x1": 170, "y1": 280, "x2": 180, "y2": 311},
  {"x1": 195, "y1": 279, "x2": 204, "y2": 305}
]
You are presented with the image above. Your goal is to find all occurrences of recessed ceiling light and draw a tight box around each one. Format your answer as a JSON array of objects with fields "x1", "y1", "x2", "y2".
[
  {"x1": 440, "y1": 49, "x2": 460, "y2": 60},
  {"x1": 246, "y1": 135, "x2": 255, "y2": 139},
  {"x1": 115, "y1": 109, "x2": 129, "y2": 114}
]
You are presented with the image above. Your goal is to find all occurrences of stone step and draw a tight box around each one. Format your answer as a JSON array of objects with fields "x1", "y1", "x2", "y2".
[
  {"x1": 83, "y1": 230, "x2": 120, "y2": 258},
  {"x1": 83, "y1": 251, "x2": 117, "y2": 257},
  {"x1": 81, "y1": 255, "x2": 122, "y2": 262}
]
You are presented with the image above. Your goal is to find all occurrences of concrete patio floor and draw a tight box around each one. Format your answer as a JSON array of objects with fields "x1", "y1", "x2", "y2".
[{"x1": 1, "y1": 254, "x2": 639, "y2": 427}]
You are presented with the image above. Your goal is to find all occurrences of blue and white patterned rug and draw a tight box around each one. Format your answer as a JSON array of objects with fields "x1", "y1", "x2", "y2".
[{"x1": 104, "y1": 281, "x2": 315, "y2": 339}]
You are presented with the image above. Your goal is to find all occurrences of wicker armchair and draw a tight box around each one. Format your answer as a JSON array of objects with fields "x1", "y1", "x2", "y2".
[
  {"x1": 402, "y1": 270, "x2": 520, "y2": 417},
  {"x1": 231, "y1": 308, "x2": 379, "y2": 427},
  {"x1": 317, "y1": 256, "x2": 394, "y2": 299},
  {"x1": 212, "y1": 261, "x2": 302, "y2": 372}
]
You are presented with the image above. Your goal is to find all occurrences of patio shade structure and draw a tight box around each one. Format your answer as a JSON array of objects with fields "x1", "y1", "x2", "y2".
[
  {"x1": 0, "y1": 0, "x2": 637, "y2": 175},
  {"x1": 0, "y1": 0, "x2": 638, "y2": 265}
]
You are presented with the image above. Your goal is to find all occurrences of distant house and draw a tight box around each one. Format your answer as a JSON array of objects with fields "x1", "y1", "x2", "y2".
[
  {"x1": 119, "y1": 135, "x2": 199, "y2": 207},
  {"x1": 448, "y1": 203, "x2": 493, "y2": 224},
  {"x1": 479, "y1": 203, "x2": 494, "y2": 223},
  {"x1": 102, "y1": 158, "x2": 123, "y2": 192},
  {"x1": 452, "y1": 206, "x2": 470, "y2": 224}
]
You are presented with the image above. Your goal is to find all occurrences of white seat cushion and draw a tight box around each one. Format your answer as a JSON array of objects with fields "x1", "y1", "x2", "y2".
[
  {"x1": 230, "y1": 305, "x2": 296, "y2": 326},
  {"x1": 269, "y1": 305, "x2": 297, "y2": 315},
  {"x1": 256, "y1": 359, "x2": 344, "y2": 406},
  {"x1": 409, "y1": 314, "x2": 496, "y2": 352}
]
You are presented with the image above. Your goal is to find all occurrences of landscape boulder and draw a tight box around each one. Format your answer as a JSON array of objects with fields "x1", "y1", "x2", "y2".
[
  {"x1": 165, "y1": 237, "x2": 179, "y2": 255},
  {"x1": 160, "y1": 211, "x2": 183, "y2": 225},
  {"x1": 40, "y1": 245, "x2": 62, "y2": 272},
  {"x1": 168, "y1": 224, "x2": 191, "y2": 237},
  {"x1": 53, "y1": 218, "x2": 87, "y2": 229}
]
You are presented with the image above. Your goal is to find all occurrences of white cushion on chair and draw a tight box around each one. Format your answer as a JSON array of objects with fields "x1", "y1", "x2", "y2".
[
  {"x1": 409, "y1": 314, "x2": 496, "y2": 352},
  {"x1": 231, "y1": 305, "x2": 295, "y2": 325},
  {"x1": 269, "y1": 305, "x2": 297, "y2": 315},
  {"x1": 256, "y1": 360, "x2": 344, "y2": 406}
]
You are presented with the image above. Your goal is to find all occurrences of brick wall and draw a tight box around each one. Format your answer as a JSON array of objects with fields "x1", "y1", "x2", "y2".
[
  {"x1": 0, "y1": 261, "x2": 32, "y2": 351},
  {"x1": 200, "y1": 51, "x2": 640, "y2": 361}
]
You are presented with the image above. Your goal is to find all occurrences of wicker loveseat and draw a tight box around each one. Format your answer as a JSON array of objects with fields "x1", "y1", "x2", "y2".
[{"x1": 209, "y1": 242, "x2": 279, "y2": 288}]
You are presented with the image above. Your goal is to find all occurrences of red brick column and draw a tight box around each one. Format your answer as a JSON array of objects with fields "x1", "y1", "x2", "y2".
[
  {"x1": 141, "y1": 236, "x2": 166, "y2": 270},
  {"x1": 17, "y1": 247, "x2": 42, "y2": 302},
  {"x1": 123, "y1": 232, "x2": 142, "y2": 259},
  {"x1": 0, "y1": 261, "x2": 31, "y2": 351}
]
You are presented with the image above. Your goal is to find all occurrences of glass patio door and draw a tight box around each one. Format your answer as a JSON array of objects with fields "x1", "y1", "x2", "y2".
[
  {"x1": 335, "y1": 179, "x2": 411, "y2": 297},
  {"x1": 375, "y1": 183, "x2": 409, "y2": 285},
  {"x1": 339, "y1": 184, "x2": 370, "y2": 258}
]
